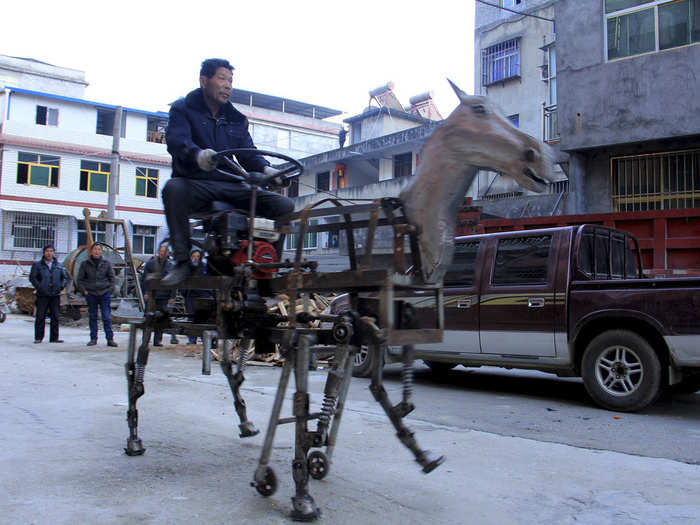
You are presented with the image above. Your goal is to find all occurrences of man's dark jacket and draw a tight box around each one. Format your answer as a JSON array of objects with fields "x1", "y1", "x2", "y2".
[
  {"x1": 141, "y1": 256, "x2": 174, "y2": 300},
  {"x1": 166, "y1": 88, "x2": 269, "y2": 181},
  {"x1": 77, "y1": 256, "x2": 115, "y2": 296},
  {"x1": 30, "y1": 258, "x2": 68, "y2": 297}
]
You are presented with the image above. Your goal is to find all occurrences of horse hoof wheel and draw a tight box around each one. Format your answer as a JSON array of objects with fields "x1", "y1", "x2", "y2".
[
  {"x1": 253, "y1": 466, "x2": 277, "y2": 497},
  {"x1": 307, "y1": 450, "x2": 329, "y2": 480}
]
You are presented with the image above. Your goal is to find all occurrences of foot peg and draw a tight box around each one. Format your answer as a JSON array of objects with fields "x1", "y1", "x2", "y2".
[
  {"x1": 291, "y1": 494, "x2": 321, "y2": 522},
  {"x1": 239, "y1": 421, "x2": 260, "y2": 438},
  {"x1": 124, "y1": 438, "x2": 145, "y2": 456},
  {"x1": 417, "y1": 450, "x2": 445, "y2": 474},
  {"x1": 393, "y1": 401, "x2": 415, "y2": 418}
]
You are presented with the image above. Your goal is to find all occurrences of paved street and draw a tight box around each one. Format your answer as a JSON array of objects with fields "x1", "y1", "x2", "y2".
[{"x1": 2, "y1": 313, "x2": 699, "y2": 525}]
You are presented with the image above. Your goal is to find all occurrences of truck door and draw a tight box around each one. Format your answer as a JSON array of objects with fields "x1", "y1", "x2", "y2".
[
  {"x1": 415, "y1": 240, "x2": 481, "y2": 355},
  {"x1": 480, "y1": 233, "x2": 557, "y2": 357}
]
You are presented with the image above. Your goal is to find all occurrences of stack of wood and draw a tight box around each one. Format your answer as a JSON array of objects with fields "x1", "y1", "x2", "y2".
[
  {"x1": 15, "y1": 287, "x2": 36, "y2": 315},
  {"x1": 208, "y1": 292, "x2": 337, "y2": 366}
]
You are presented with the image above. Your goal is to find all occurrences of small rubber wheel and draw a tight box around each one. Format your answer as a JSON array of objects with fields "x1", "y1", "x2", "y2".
[
  {"x1": 0, "y1": 311, "x2": 6, "y2": 323},
  {"x1": 307, "y1": 450, "x2": 329, "y2": 480},
  {"x1": 254, "y1": 466, "x2": 277, "y2": 497}
]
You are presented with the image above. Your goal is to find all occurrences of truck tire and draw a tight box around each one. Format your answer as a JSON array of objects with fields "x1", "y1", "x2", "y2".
[
  {"x1": 581, "y1": 330, "x2": 662, "y2": 412},
  {"x1": 424, "y1": 360, "x2": 457, "y2": 374},
  {"x1": 352, "y1": 344, "x2": 384, "y2": 378}
]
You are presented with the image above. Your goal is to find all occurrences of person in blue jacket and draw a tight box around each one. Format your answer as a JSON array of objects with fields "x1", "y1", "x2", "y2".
[
  {"x1": 29, "y1": 243, "x2": 68, "y2": 343},
  {"x1": 161, "y1": 58, "x2": 294, "y2": 286}
]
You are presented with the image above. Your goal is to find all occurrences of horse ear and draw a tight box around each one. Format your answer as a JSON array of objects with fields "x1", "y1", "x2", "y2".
[{"x1": 447, "y1": 78, "x2": 468, "y2": 103}]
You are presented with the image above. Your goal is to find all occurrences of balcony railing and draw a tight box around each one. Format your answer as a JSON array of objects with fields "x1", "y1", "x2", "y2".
[{"x1": 543, "y1": 104, "x2": 559, "y2": 144}]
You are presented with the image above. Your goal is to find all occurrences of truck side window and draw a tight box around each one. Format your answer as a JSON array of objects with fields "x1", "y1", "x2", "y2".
[
  {"x1": 444, "y1": 241, "x2": 480, "y2": 285},
  {"x1": 580, "y1": 232, "x2": 594, "y2": 275},
  {"x1": 595, "y1": 232, "x2": 610, "y2": 279},
  {"x1": 611, "y1": 234, "x2": 625, "y2": 279},
  {"x1": 492, "y1": 235, "x2": 551, "y2": 285},
  {"x1": 626, "y1": 236, "x2": 639, "y2": 278}
]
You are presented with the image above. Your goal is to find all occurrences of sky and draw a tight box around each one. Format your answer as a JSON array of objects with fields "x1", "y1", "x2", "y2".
[{"x1": 4, "y1": 0, "x2": 477, "y2": 121}]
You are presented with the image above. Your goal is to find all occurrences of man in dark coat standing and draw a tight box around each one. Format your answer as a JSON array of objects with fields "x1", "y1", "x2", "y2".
[
  {"x1": 29, "y1": 243, "x2": 68, "y2": 343},
  {"x1": 182, "y1": 248, "x2": 211, "y2": 344},
  {"x1": 161, "y1": 58, "x2": 294, "y2": 286},
  {"x1": 77, "y1": 243, "x2": 118, "y2": 347},
  {"x1": 141, "y1": 243, "x2": 174, "y2": 346}
]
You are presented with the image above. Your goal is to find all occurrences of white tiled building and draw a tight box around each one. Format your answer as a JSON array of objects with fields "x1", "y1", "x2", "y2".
[{"x1": 0, "y1": 56, "x2": 342, "y2": 278}]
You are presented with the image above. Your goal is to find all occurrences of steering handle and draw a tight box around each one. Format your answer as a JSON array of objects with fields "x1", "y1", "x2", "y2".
[{"x1": 213, "y1": 148, "x2": 303, "y2": 187}]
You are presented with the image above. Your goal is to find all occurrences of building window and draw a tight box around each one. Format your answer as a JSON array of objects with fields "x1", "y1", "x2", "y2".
[
  {"x1": 10, "y1": 212, "x2": 57, "y2": 249},
  {"x1": 76, "y1": 219, "x2": 107, "y2": 247},
  {"x1": 393, "y1": 152, "x2": 413, "y2": 178},
  {"x1": 17, "y1": 152, "x2": 60, "y2": 187},
  {"x1": 80, "y1": 160, "x2": 111, "y2": 192},
  {"x1": 606, "y1": 0, "x2": 700, "y2": 60},
  {"x1": 316, "y1": 171, "x2": 330, "y2": 192},
  {"x1": 96, "y1": 108, "x2": 126, "y2": 137},
  {"x1": 285, "y1": 220, "x2": 318, "y2": 250},
  {"x1": 507, "y1": 114, "x2": 520, "y2": 127},
  {"x1": 132, "y1": 225, "x2": 157, "y2": 255},
  {"x1": 135, "y1": 167, "x2": 159, "y2": 198},
  {"x1": 611, "y1": 148, "x2": 700, "y2": 211},
  {"x1": 502, "y1": 0, "x2": 522, "y2": 7},
  {"x1": 35, "y1": 105, "x2": 58, "y2": 126},
  {"x1": 287, "y1": 178, "x2": 299, "y2": 198},
  {"x1": 481, "y1": 38, "x2": 520, "y2": 86},
  {"x1": 146, "y1": 117, "x2": 168, "y2": 144}
]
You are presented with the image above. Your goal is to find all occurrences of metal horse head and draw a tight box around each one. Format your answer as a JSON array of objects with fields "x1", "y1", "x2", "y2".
[{"x1": 399, "y1": 79, "x2": 557, "y2": 283}]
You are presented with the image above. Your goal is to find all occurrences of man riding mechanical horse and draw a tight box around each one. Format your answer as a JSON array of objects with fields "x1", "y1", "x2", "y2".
[{"x1": 162, "y1": 58, "x2": 294, "y2": 286}]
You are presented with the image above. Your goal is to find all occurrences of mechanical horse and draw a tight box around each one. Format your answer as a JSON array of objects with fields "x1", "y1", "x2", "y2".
[{"x1": 123, "y1": 80, "x2": 556, "y2": 521}]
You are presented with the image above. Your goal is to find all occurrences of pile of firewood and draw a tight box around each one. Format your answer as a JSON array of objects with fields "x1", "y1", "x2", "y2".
[{"x1": 205, "y1": 292, "x2": 337, "y2": 366}]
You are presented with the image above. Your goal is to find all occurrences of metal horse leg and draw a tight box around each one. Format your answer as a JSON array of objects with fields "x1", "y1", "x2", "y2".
[
  {"x1": 220, "y1": 339, "x2": 259, "y2": 438},
  {"x1": 289, "y1": 333, "x2": 321, "y2": 521},
  {"x1": 124, "y1": 322, "x2": 153, "y2": 456},
  {"x1": 368, "y1": 344, "x2": 445, "y2": 473},
  {"x1": 323, "y1": 346, "x2": 355, "y2": 464}
]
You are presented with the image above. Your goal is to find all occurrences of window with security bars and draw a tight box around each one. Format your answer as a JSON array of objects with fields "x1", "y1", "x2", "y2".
[
  {"x1": 285, "y1": 220, "x2": 318, "y2": 250},
  {"x1": 17, "y1": 152, "x2": 60, "y2": 187},
  {"x1": 611, "y1": 149, "x2": 700, "y2": 211},
  {"x1": 481, "y1": 38, "x2": 520, "y2": 86},
  {"x1": 10, "y1": 212, "x2": 57, "y2": 249},
  {"x1": 80, "y1": 160, "x2": 111, "y2": 192},
  {"x1": 393, "y1": 152, "x2": 413, "y2": 178},
  {"x1": 135, "y1": 167, "x2": 159, "y2": 198}
]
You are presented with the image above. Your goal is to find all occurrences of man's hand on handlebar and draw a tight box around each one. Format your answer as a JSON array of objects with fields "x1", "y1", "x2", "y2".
[
  {"x1": 263, "y1": 166, "x2": 291, "y2": 188},
  {"x1": 196, "y1": 149, "x2": 217, "y2": 171}
]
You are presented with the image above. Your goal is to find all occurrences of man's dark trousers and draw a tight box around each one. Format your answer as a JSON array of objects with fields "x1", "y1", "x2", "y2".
[
  {"x1": 86, "y1": 292, "x2": 114, "y2": 342},
  {"x1": 162, "y1": 177, "x2": 294, "y2": 262},
  {"x1": 153, "y1": 297, "x2": 171, "y2": 345},
  {"x1": 35, "y1": 295, "x2": 60, "y2": 342}
]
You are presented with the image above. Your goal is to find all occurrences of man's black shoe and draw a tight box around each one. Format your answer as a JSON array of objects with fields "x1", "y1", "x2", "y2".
[
  {"x1": 50, "y1": 340, "x2": 64, "y2": 343},
  {"x1": 87, "y1": 340, "x2": 97, "y2": 346},
  {"x1": 160, "y1": 262, "x2": 190, "y2": 286},
  {"x1": 107, "y1": 339, "x2": 118, "y2": 347},
  {"x1": 153, "y1": 342, "x2": 163, "y2": 347},
  {"x1": 34, "y1": 339, "x2": 42, "y2": 344}
]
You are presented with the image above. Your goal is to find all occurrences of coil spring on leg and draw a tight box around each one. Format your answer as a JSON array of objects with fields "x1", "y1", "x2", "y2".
[
  {"x1": 238, "y1": 342, "x2": 249, "y2": 371},
  {"x1": 135, "y1": 364, "x2": 145, "y2": 383},
  {"x1": 319, "y1": 395, "x2": 336, "y2": 427},
  {"x1": 402, "y1": 362, "x2": 413, "y2": 404}
]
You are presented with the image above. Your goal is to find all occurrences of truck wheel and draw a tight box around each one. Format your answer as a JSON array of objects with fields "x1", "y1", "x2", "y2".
[
  {"x1": 424, "y1": 360, "x2": 457, "y2": 374},
  {"x1": 352, "y1": 344, "x2": 384, "y2": 378},
  {"x1": 581, "y1": 330, "x2": 662, "y2": 412}
]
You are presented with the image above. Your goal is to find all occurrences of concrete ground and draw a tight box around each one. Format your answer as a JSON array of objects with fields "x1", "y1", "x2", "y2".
[{"x1": 1, "y1": 313, "x2": 699, "y2": 525}]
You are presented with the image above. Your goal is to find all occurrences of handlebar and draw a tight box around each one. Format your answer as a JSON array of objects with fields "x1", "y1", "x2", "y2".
[{"x1": 212, "y1": 148, "x2": 303, "y2": 189}]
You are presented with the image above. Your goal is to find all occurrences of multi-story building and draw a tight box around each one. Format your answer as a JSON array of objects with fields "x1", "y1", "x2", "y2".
[
  {"x1": 473, "y1": 0, "x2": 569, "y2": 217},
  {"x1": 0, "y1": 55, "x2": 342, "y2": 278},
  {"x1": 556, "y1": 0, "x2": 700, "y2": 214},
  {"x1": 282, "y1": 83, "x2": 443, "y2": 269}
]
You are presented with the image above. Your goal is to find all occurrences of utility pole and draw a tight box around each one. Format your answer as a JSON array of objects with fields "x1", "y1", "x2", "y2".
[{"x1": 106, "y1": 106, "x2": 122, "y2": 245}]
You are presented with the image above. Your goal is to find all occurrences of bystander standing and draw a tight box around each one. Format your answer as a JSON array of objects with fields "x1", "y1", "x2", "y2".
[
  {"x1": 142, "y1": 244, "x2": 175, "y2": 346},
  {"x1": 76, "y1": 243, "x2": 118, "y2": 347},
  {"x1": 29, "y1": 244, "x2": 68, "y2": 344}
]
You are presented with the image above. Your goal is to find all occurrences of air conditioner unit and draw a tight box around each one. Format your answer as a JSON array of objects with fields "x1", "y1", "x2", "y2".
[{"x1": 539, "y1": 64, "x2": 549, "y2": 81}]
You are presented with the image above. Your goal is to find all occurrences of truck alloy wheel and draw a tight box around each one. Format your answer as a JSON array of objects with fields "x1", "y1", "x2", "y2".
[
  {"x1": 581, "y1": 330, "x2": 662, "y2": 412},
  {"x1": 352, "y1": 344, "x2": 384, "y2": 378}
]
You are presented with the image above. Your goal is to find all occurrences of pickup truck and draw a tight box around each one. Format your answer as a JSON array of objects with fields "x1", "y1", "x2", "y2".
[{"x1": 331, "y1": 225, "x2": 700, "y2": 412}]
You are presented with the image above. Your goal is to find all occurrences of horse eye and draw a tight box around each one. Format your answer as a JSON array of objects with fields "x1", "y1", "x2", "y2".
[{"x1": 471, "y1": 104, "x2": 486, "y2": 114}]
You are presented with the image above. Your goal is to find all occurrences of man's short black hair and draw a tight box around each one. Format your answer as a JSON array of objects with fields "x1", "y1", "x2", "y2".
[
  {"x1": 200, "y1": 58, "x2": 234, "y2": 79},
  {"x1": 42, "y1": 243, "x2": 55, "y2": 253}
]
